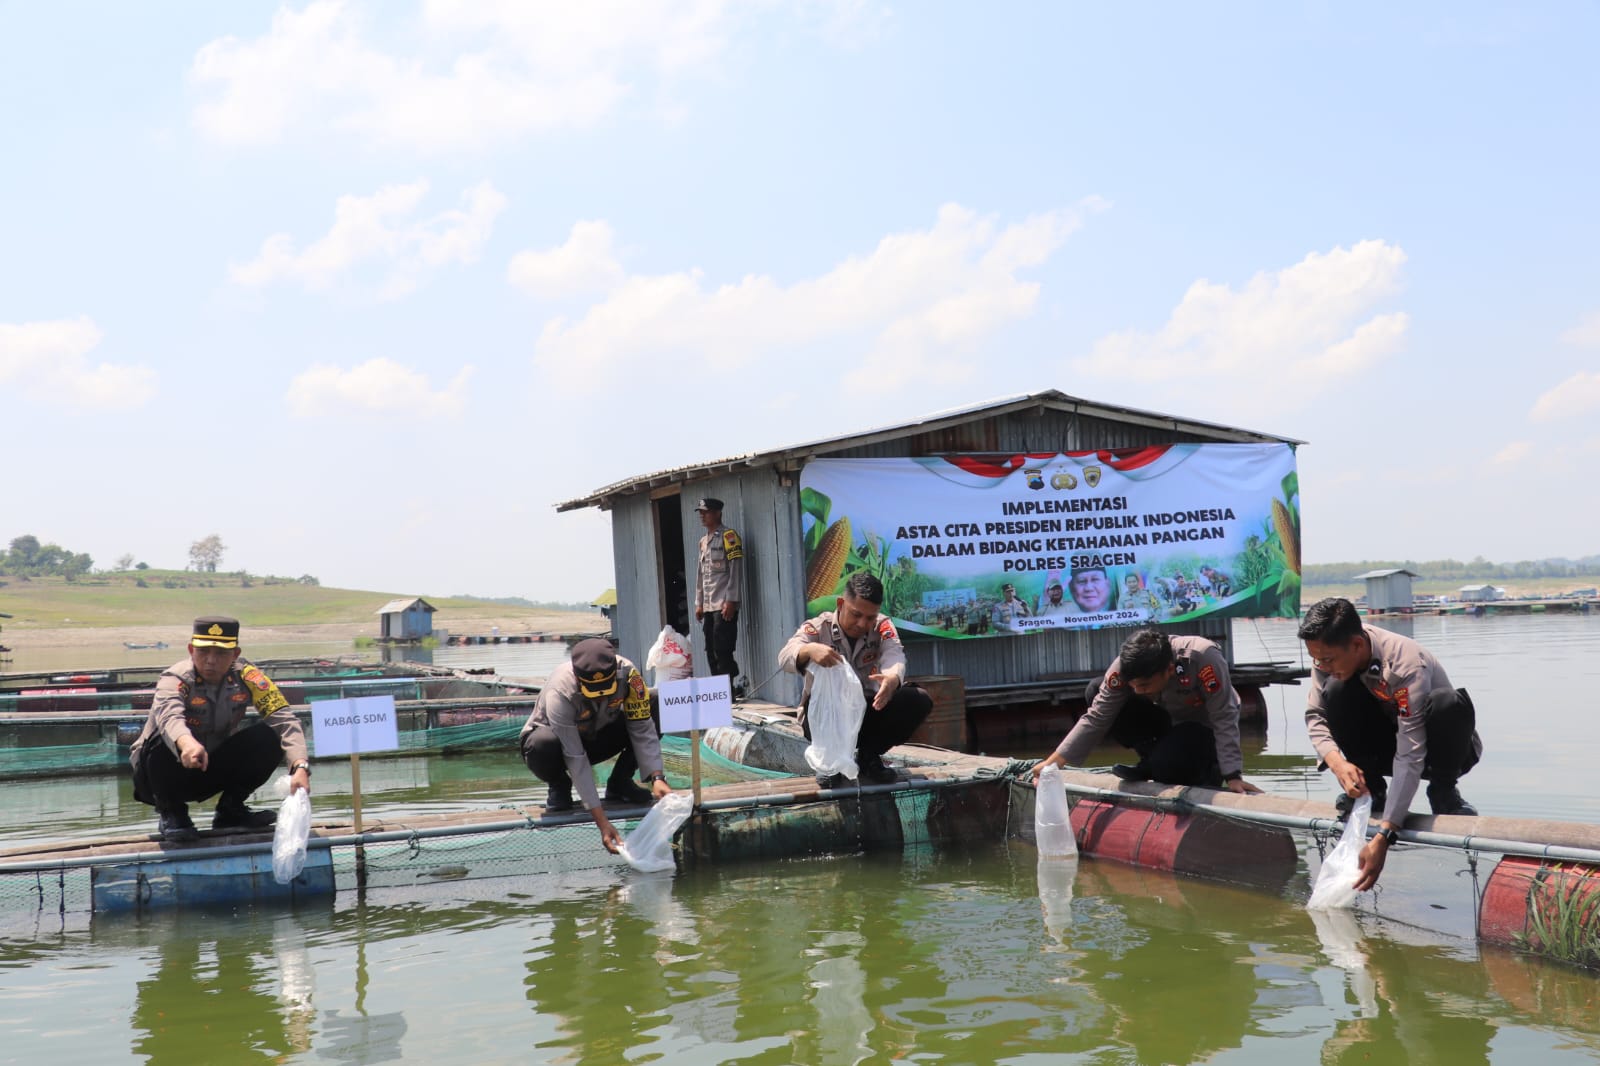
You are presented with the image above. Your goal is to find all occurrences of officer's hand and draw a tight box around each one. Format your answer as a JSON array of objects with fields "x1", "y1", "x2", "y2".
[
  {"x1": 1353, "y1": 837, "x2": 1388, "y2": 892},
  {"x1": 1332, "y1": 760, "x2": 1365, "y2": 798},
  {"x1": 651, "y1": 777, "x2": 673, "y2": 800},
  {"x1": 291, "y1": 766, "x2": 311, "y2": 796},
  {"x1": 1029, "y1": 756, "x2": 1063, "y2": 785},
  {"x1": 1225, "y1": 777, "x2": 1263, "y2": 795},
  {"x1": 695, "y1": 607, "x2": 704, "y2": 621},
  {"x1": 868, "y1": 672, "x2": 899, "y2": 711},
  {"x1": 721, "y1": 602, "x2": 736, "y2": 621},
  {"x1": 805, "y1": 645, "x2": 842, "y2": 668},
  {"x1": 594, "y1": 811, "x2": 622, "y2": 854},
  {"x1": 178, "y1": 736, "x2": 209, "y2": 772}
]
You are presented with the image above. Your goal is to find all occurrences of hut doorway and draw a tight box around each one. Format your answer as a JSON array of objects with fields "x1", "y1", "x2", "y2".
[{"x1": 652, "y1": 493, "x2": 691, "y2": 635}]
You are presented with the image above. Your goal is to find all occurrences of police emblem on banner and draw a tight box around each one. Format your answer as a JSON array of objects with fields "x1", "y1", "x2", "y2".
[
  {"x1": 1050, "y1": 470, "x2": 1078, "y2": 490},
  {"x1": 1025, "y1": 468, "x2": 1045, "y2": 490},
  {"x1": 1084, "y1": 465, "x2": 1102, "y2": 488}
]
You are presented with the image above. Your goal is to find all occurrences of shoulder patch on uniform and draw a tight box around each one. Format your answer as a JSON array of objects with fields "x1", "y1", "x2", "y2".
[
  {"x1": 802, "y1": 621, "x2": 819, "y2": 638},
  {"x1": 627, "y1": 670, "x2": 647, "y2": 699},
  {"x1": 240, "y1": 664, "x2": 289, "y2": 714},
  {"x1": 1106, "y1": 669, "x2": 1123, "y2": 690},
  {"x1": 624, "y1": 671, "x2": 652, "y2": 720},
  {"x1": 239, "y1": 664, "x2": 271, "y2": 691},
  {"x1": 722, "y1": 529, "x2": 743, "y2": 559},
  {"x1": 1395, "y1": 687, "x2": 1410, "y2": 715},
  {"x1": 1199, "y1": 664, "x2": 1221, "y2": 694},
  {"x1": 877, "y1": 617, "x2": 898, "y2": 641}
]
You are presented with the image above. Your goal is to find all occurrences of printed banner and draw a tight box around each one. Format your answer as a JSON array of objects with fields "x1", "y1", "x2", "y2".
[{"x1": 799, "y1": 444, "x2": 1300, "y2": 638}]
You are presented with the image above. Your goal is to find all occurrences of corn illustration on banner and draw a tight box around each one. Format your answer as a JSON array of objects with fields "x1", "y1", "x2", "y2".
[{"x1": 799, "y1": 444, "x2": 1300, "y2": 638}]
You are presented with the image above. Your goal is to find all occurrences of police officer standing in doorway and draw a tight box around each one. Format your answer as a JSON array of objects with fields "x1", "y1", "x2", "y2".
[
  {"x1": 694, "y1": 497, "x2": 745, "y2": 696},
  {"x1": 129, "y1": 617, "x2": 312, "y2": 842}
]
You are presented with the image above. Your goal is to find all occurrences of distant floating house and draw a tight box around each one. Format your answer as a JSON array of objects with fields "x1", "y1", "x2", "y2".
[
  {"x1": 1458, "y1": 584, "x2": 1505, "y2": 603},
  {"x1": 376, "y1": 597, "x2": 437, "y2": 641},
  {"x1": 592, "y1": 588, "x2": 618, "y2": 640},
  {"x1": 1353, "y1": 568, "x2": 1419, "y2": 612}
]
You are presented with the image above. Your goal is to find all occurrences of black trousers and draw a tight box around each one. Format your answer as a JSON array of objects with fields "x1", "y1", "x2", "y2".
[
  {"x1": 802, "y1": 681, "x2": 933, "y2": 762},
  {"x1": 521, "y1": 706, "x2": 663, "y2": 788},
  {"x1": 702, "y1": 609, "x2": 740, "y2": 681},
  {"x1": 132, "y1": 722, "x2": 283, "y2": 811},
  {"x1": 1318, "y1": 679, "x2": 1480, "y2": 788},
  {"x1": 1084, "y1": 680, "x2": 1221, "y2": 787}
]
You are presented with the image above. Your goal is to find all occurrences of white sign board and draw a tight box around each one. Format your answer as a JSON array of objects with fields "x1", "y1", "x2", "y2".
[
  {"x1": 657, "y1": 675, "x2": 733, "y2": 734},
  {"x1": 312, "y1": 695, "x2": 400, "y2": 757}
]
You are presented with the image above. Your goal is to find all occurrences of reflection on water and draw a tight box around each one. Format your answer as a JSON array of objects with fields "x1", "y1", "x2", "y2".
[{"x1": 4, "y1": 843, "x2": 1600, "y2": 1063}]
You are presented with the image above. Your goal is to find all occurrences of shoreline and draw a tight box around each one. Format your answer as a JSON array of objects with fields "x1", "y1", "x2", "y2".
[{"x1": 5, "y1": 610, "x2": 606, "y2": 652}]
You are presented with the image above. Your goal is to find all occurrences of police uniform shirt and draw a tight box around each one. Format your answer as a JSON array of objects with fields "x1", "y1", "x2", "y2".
[
  {"x1": 1054, "y1": 635, "x2": 1244, "y2": 777},
  {"x1": 521, "y1": 654, "x2": 663, "y2": 811},
  {"x1": 695, "y1": 521, "x2": 744, "y2": 614},
  {"x1": 1304, "y1": 625, "x2": 1456, "y2": 826},
  {"x1": 778, "y1": 610, "x2": 908, "y2": 707},
  {"x1": 131, "y1": 657, "x2": 308, "y2": 771}
]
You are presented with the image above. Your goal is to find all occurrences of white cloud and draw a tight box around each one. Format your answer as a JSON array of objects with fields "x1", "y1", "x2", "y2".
[
  {"x1": 1491, "y1": 440, "x2": 1534, "y2": 465},
  {"x1": 1530, "y1": 371, "x2": 1600, "y2": 422},
  {"x1": 507, "y1": 220, "x2": 625, "y2": 300},
  {"x1": 527, "y1": 200, "x2": 1101, "y2": 389},
  {"x1": 189, "y1": 0, "x2": 883, "y2": 151},
  {"x1": 1072, "y1": 239, "x2": 1409, "y2": 395},
  {"x1": 230, "y1": 180, "x2": 505, "y2": 299},
  {"x1": 0, "y1": 317, "x2": 157, "y2": 409},
  {"x1": 286, "y1": 358, "x2": 473, "y2": 418},
  {"x1": 1560, "y1": 312, "x2": 1600, "y2": 347}
]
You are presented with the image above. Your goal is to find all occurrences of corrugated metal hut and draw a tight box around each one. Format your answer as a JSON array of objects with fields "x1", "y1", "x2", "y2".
[
  {"x1": 375, "y1": 597, "x2": 437, "y2": 641},
  {"x1": 556, "y1": 390, "x2": 1300, "y2": 709},
  {"x1": 1353, "y1": 568, "x2": 1418, "y2": 612}
]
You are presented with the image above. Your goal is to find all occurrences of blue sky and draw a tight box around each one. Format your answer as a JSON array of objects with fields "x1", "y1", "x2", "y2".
[{"x1": 3, "y1": 2, "x2": 1596, "y2": 601}]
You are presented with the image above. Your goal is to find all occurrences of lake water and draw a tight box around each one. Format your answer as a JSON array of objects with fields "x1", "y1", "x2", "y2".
[{"x1": 2, "y1": 613, "x2": 1598, "y2": 1063}]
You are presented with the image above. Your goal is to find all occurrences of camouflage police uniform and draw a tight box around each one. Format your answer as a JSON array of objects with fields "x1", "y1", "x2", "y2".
[
  {"x1": 520, "y1": 653, "x2": 664, "y2": 811},
  {"x1": 1055, "y1": 635, "x2": 1244, "y2": 786},
  {"x1": 695, "y1": 508, "x2": 744, "y2": 685},
  {"x1": 1305, "y1": 625, "x2": 1482, "y2": 823},
  {"x1": 778, "y1": 610, "x2": 931, "y2": 770}
]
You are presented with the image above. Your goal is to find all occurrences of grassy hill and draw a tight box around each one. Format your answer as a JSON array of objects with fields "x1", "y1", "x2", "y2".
[{"x1": 0, "y1": 571, "x2": 591, "y2": 631}]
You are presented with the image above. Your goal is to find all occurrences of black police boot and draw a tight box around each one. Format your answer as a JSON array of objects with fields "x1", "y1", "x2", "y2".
[
  {"x1": 1112, "y1": 763, "x2": 1151, "y2": 782},
  {"x1": 604, "y1": 776, "x2": 654, "y2": 806},
  {"x1": 542, "y1": 778, "x2": 575, "y2": 814},
  {"x1": 213, "y1": 796, "x2": 276, "y2": 831},
  {"x1": 157, "y1": 805, "x2": 199, "y2": 843},
  {"x1": 1427, "y1": 782, "x2": 1478, "y2": 817},
  {"x1": 858, "y1": 755, "x2": 898, "y2": 785}
]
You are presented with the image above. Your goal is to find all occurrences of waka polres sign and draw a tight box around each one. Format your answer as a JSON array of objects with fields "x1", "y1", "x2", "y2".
[{"x1": 798, "y1": 444, "x2": 1300, "y2": 638}]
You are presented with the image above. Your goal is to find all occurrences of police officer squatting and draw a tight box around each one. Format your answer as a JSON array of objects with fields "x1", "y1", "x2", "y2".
[{"x1": 129, "y1": 617, "x2": 312, "y2": 843}]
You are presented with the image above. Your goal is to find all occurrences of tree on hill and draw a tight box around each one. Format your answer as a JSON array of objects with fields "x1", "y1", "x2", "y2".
[
  {"x1": 189, "y1": 534, "x2": 226, "y2": 573},
  {"x1": 1, "y1": 534, "x2": 91, "y2": 577}
]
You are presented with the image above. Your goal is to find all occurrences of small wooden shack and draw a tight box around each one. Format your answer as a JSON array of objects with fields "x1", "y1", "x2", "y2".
[
  {"x1": 1354, "y1": 568, "x2": 1418, "y2": 612},
  {"x1": 1459, "y1": 585, "x2": 1505, "y2": 603},
  {"x1": 375, "y1": 597, "x2": 437, "y2": 641}
]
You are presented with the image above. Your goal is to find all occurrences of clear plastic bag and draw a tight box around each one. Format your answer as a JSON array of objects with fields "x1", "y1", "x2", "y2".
[
  {"x1": 803, "y1": 662, "x2": 866, "y2": 779},
  {"x1": 1307, "y1": 794, "x2": 1372, "y2": 910},
  {"x1": 646, "y1": 625, "x2": 693, "y2": 686},
  {"x1": 1038, "y1": 855, "x2": 1079, "y2": 942},
  {"x1": 272, "y1": 787, "x2": 312, "y2": 885},
  {"x1": 619, "y1": 792, "x2": 694, "y2": 873},
  {"x1": 1034, "y1": 765, "x2": 1078, "y2": 858}
]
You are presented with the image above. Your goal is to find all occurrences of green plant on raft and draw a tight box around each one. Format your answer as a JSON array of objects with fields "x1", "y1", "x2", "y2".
[
  {"x1": 353, "y1": 636, "x2": 375, "y2": 648},
  {"x1": 1522, "y1": 865, "x2": 1600, "y2": 970}
]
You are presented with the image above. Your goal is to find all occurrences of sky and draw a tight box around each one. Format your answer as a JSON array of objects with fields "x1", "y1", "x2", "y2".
[{"x1": 3, "y1": 2, "x2": 1597, "y2": 602}]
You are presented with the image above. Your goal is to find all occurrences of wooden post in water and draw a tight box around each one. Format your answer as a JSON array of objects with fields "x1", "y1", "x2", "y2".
[
  {"x1": 351, "y1": 753, "x2": 367, "y2": 889},
  {"x1": 690, "y1": 729, "x2": 703, "y2": 807}
]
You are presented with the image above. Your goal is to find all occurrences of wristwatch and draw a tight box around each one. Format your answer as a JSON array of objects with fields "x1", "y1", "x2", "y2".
[
  {"x1": 1377, "y1": 825, "x2": 1398, "y2": 846},
  {"x1": 291, "y1": 760, "x2": 312, "y2": 775},
  {"x1": 645, "y1": 773, "x2": 667, "y2": 784}
]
